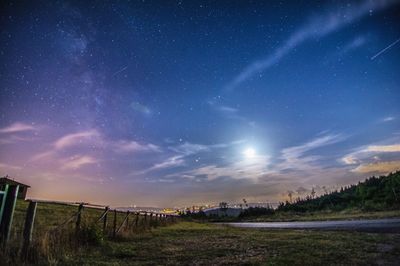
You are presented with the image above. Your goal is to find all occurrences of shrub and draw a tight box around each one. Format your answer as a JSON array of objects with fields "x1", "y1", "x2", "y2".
[{"x1": 78, "y1": 225, "x2": 104, "y2": 246}]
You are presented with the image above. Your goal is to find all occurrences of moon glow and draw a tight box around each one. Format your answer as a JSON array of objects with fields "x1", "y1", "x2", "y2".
[{"x1": 243, "y1": 148, "x2": 256, "y2": 159}]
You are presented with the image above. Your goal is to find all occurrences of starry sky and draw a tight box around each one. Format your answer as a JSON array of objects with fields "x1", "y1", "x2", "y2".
[{"x1": 1, "y1": 0, "x2": 400, "y2": 208}]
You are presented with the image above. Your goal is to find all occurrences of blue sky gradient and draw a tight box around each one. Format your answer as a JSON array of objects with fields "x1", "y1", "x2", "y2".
[{"x1": 0, "y1": 0, "x2": 399, "y2": 207}]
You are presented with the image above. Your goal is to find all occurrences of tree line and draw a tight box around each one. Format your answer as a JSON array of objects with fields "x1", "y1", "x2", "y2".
[
  {"x1": 182, "y1": 171, "x2": 400, "y2": 219},
  {"x1": 276, "y1": 171, "x2": 400, "y2": 213}
]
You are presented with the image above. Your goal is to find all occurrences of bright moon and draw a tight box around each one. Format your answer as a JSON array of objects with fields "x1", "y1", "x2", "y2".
[{"x1": 243, "y1": 148, "x2": 256, "y2": 158}]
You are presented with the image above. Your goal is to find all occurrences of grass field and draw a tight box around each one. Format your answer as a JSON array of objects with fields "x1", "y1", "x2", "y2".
[
  {"x1": 240, "y1": 209, "x2": 400, "y2": 222},
  {"x1": 4, "y1": 201, "x2": 400, "y2": 265},
  {"x1": 10, "y1": 200, "x2": 150, "y2": 243},
  {"x1": 63, "y1": 222, "x2": 400, "y2": 265},
  {"x1": 3, "y1": 200, "x2": 171, "y2": 265}
]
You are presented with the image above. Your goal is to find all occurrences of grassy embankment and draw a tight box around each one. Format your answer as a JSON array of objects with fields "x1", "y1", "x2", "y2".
[
  {"x1": 2, "y1": 199, "x2": 171, "y2": 265},
  {"x1": 2, "y1": 200, "x2": 400, "y2": 265},
  {"x1": 234, "y1": 172, "x2": 400, "y2": 222},
  {"x1": 56, "y1": 222, "x2": 400, "y2": 265},
  {"x1": 240, "y1": 209, "x2": 400, "y2": 222},
  {"x1": 188, "y1": 209, "x2": 400, "y2": 223}
]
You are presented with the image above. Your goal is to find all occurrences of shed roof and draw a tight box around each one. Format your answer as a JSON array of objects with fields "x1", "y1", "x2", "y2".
[{"x1": 0, "y1": 176, "x2": 30, "y2": 188}]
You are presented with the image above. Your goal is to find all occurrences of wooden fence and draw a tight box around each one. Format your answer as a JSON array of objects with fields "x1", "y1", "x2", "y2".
[{"x1": 0, "y1": 184, "x2": 178, "y2": 258}]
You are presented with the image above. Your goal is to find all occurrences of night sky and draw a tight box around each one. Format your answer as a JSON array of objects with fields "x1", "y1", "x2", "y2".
[{"x1": 1, "y1": 0, "x2": 400, "y2": 208}]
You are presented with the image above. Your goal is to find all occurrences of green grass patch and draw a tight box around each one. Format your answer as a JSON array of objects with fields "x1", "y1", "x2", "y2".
[
  {"x1": 64, "y1": 222, "x2": 400, "y2": 265},
  {"x1": 241, "y1": 209, "x2": 400, "y2": 222},
  {"x1": 3, "y1": 200, "x2": 174, "y2": 265},
  {"x1": 4, "y1": 201, "x2": 400, "y2": 265}
]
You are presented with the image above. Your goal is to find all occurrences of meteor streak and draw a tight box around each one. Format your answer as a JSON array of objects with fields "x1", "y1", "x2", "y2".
[
  {"x1": 112, "y1": 66, "x2": 128, "y2": 77},
  {"x1": 371, "y1": 38, "x2": 400, "y2": 60}
]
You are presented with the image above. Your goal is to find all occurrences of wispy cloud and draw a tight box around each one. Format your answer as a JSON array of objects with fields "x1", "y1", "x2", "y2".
[
  {"x1": 113, "y1": 140, "x2": 160, "y2": 153},
  {"x1": 382, "y1": 116, "x2": 395, "y2": 122},
  {"x1": 31, "y1": 130, "x2": 100, "y2": 162},
  {"x1": 61, "y1": 155, "x2": 98, "y2": 170},
  {"x1": 137, "y1": 140, "x2": 245, "y2": 175},
  {"x1": 341, "y1": 35, "x2": 367, "y2": 55},
  {"x1": 352, "y1": 160, "x2": 400, "y2": 173},
  {"x1": 341, "y1": 142, "x2": 400, "y2": 174},
  {"x1": 130, "y1": 102, "x2": 151, "y2": 115},
  {"x1": 217, "y1": 105, "x2": 238, "y2": 113},
  {"x1": 54, "y1": 130, "x2": 160, "y2": 154},
  {"x1": 137, "y1": 143, "x2": 211, "y2": 175},
  {"x1": 263, "y1": 133, "x2": 346, "y2": 175},
  {"x1": 170, "y1": 142, "x2": 210, "y2": 155},
  {"x1": 146, "y1": 156, "x2": 185, "y2": 172},
  {"x1": 30, "y1": 128, "x2": 161, "y2": 180},
  {"x1": 0, "y1": 122, "x2": 37, "y2": 134},
  {"x1": 0, "y1": 162, "x2": 22, "y2": 171},
  {"x1": 207, "y1": 99, "x2": 257, "y2": 127},
  {"x1": 208, "y1": 99, "x2": 239, "y2": 115},
  {"x1": 169, "y1": 140, "x2": 243, "y2": 157},
  {"x1": 31, "y1": 150, "x2": 55, "y2": 162},
  {"x1": 0, "y1": 135, "x2": 37, "y2": 145},
  {"x1": 54, "y1": 130, "x2": 100, "y2": 150},
  {"x1": 281, "y1": 134, "x2": 344, "y2": 164},
  {"x1": 366, "y1": 144, "x2": 400, "y2": 153},
  {"x1": 142, "y1": 134, "x2": 345, "y2": 183},
  {"x1": 169, "y1": 154, "x2": 271, "y2": 182},
  {"x1": 342, "y1": 143, "x2": 400, "y2": 165},
  {"x1": 342, "y1": 155, "x2": 358, "y2": 165},
  {"x1": 225, "y1": 0, "x2": 398, "y2": 91}
]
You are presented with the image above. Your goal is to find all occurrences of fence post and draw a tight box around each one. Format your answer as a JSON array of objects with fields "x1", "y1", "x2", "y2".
[
  {"x1": 149, "y1": 212, "x2": 153, "y2": 227},
  {"x1": 116, "y1": 211, "x2": 130, "y2": 233},
  {"x1": 126, "y1": 211, "x2": 130, "y2": 230},
  {"x1": 112, "y1": 209, "x2": 117, "y2": 238},
  {"x1": 75, "y1": 203, "x2": 84, "y2": 235},
  {"x1": 0, "y1": 184, "x2": 19, "y2": 247},
  {"x1": 103, "y1": 206, "x2": 109, "y2": 234},
  {"x1": 135, "y1": 212, "x2": 139, "y2": 227},
  {"x1": 22, "y1": 201, "x2": 37, "y2": 259}
]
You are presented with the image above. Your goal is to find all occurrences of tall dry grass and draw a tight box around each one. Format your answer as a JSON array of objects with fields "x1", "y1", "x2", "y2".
[{"x1": 0, "y1": 200, "x2": 177, "y2": 265}]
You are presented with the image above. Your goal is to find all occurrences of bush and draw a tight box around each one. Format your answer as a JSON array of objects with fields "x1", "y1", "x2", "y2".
[
  {"x1": 239, "y1": 207, "x2": 275, "y2": 218},
  {"x1": 78, "y1": 225, "x2": 104, "y2": 246}
]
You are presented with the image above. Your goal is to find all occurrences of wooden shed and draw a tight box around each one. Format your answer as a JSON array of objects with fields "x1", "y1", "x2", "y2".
[{"x1": 0, "y1": 176, "x2": 30, "y2": 200}]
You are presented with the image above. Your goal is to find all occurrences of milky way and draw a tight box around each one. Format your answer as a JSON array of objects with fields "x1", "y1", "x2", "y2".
[{"x1": 1, "y1": 0, "x2": 400, "y2": 207}]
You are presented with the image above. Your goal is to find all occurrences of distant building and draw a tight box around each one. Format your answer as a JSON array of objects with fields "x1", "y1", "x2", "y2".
[
  {"x1": 0, "y1": 176, "x2": 30, "y2": 200},
  {"x1": 203, "y1": 207, "x2": 242, "y2": 217}
]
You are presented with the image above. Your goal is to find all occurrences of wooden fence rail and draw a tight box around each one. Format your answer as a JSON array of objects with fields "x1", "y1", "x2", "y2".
[{"x1": 0, "y1": 195, "x2": 179, "y2": 259}]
